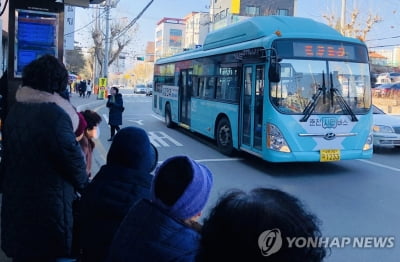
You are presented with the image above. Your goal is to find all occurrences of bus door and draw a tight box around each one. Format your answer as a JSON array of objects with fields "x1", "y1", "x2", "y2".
[
  {"x1": 241, "y1": 64, "x2": 264, "y2": 151},
  {"x1": 179, "y1": 69, "x2": 192, "y2": 126}
]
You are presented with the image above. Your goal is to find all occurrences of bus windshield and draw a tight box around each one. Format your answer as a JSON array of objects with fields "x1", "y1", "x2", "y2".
[{"x1": 270, "y1": 59, "x2": 371, "y2": 115}]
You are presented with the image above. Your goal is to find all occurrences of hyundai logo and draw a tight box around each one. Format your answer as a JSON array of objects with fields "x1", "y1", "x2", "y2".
[{"x1": 324, "y1": 133, "x2": 336, "y2": 140}]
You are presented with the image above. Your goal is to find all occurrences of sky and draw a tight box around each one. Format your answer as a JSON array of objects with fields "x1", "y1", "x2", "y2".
[{"x1": 74, "y1": 0, "x2": 400, "y2": 53}]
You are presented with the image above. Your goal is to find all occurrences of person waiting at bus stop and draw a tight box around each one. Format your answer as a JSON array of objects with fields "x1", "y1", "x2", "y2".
[
  {"x1": 106, "y1": 155, "x2": 213, "y2": 262},
  {"x1": 106, "y1": 86, "x2": 124, "y2": 141},
  {"x1": 0, "y1": 54, "x2": 88, "y2": 262},
  {"x1": 76, "y1": 126, "x2": 158, "y2": 262},
  {"x1": 196, "y1": 187, "x2": 327, "y2": 262}
]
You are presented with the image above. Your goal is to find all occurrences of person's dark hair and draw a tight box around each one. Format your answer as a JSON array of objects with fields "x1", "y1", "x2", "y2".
[
  {"x1": 111, "y1": 86, "x2": 119, "y2": 94},
  {"x1": 22, "y1": 54, "x2": 68, "y2": 94},
  {"x1": 81, "y1": 110, "x2": 102, "y2": 130},
  {"x1": 153, "y1": 157, "x2": 193, "y2": 206},
  {"x1": 196, "y1": 188, "x2": 326, "y2": 262}
]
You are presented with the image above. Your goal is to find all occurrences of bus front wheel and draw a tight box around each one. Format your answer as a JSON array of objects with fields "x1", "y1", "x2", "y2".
[
  {"x1": 165, "y1": 104, "x2": 174, "y2": 128},
  {"x1": 216, "y1": 117, "x2": 234, "y2": 156}
]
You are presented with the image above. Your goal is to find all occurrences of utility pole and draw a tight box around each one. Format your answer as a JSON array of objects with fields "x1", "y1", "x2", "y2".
[
  {"x1": 340, "y1": 0, "x2": 346, "y2": 35},
  {"x1": 103, "y1": 0, "x2": 111, "y2": 78}
]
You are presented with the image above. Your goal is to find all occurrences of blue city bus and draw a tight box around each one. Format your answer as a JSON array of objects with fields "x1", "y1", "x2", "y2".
[{"x1": 152, "y1": 16, "x2": 373, "y2": 162}]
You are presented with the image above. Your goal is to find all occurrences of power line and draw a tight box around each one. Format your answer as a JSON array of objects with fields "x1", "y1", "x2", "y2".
[
  {"x1": 0, "y1": 0, "x2": 9, "y2": 17},
  {"x1": 369, "y1": 43, "x2": 400, "y2": 48},
  {"x1": 114, "y1": 0, "x2": 154, "y2": 40},
  {"x1": 366, "y1": 35, "x2": 400, "y2": 42},
  {"x1": 64, "y1": 8, "x2": 107, "y2": 37}
]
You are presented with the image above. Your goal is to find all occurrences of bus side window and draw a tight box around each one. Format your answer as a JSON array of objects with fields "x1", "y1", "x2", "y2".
[
  {"x1": 192, "y1": 76, "x2": 199, "y2": 97},
  {"x1": 216, "y1": 77, "x2": 226, "y2": 100},
  {"x1": 199, "y1": 77, "x2": 205, "y2": 97},
  {"x1": 205, "y1": 77, "x2": 216, "y2": 99}
]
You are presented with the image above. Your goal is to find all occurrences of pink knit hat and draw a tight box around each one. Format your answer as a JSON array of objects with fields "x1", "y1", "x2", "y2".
[{"x1": 75, "y1": 112, "x2": 87, "y2": 137}]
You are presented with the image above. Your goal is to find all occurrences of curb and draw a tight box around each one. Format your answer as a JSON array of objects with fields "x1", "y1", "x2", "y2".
[{"x1": 76, "y1": 100, "x2": 105, "y2": 112}]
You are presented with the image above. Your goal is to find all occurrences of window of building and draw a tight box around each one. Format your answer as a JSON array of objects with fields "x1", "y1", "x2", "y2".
[
  {"x1": 277, "y1": 9, "x2": 289, "y2": 16},
  {"x1": 245, "y1": 6, "x2": 260, "y2": 16},
  {"x1": 169, "y1": 29, "x2": 183, "y2": 47}
]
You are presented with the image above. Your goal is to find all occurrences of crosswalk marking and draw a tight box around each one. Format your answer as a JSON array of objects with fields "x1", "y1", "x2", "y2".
[
  {"x1": 127, "y1": 119, "x2": 144, "y2": 125},
  {"x1": 148, "y1": 131, "x2": 183, "y2": 147}
]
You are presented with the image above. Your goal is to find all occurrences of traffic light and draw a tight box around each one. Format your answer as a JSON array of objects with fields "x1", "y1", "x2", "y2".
[{"x1": 136, "y1": 56, "x2": 145, "y2": 61}]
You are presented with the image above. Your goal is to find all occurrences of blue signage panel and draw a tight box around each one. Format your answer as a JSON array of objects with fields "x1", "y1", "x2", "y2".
[{"x1": 14, "y1": 9, "x2": 58, "y2": 77}]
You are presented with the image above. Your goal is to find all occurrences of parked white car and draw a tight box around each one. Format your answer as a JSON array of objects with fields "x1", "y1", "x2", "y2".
[
  {"x1": 372, "y1": 105, "x2": 400, "y2": 148},
  {"x1": 134, "y1": 84, "x2": 146, "y2": 94},
  {"x1": 376, "y1": 72, "x2": 400, "y2": 85}
]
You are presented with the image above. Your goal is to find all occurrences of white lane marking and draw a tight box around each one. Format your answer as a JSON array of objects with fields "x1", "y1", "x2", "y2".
[
  {"x1": 195, "y1": 158, "x2": 243, "y2": 163},
  {"x1": 357, "y1": 159, "x2": 400, "y2": 172},
  {"x1": 148, "y1": 131, "x2": 183, "y2": 147},
  {"x1": 151, "y1": 114, "x2": 164, "y2": 121},
  {"x1": 102, "y1": 114, "x2": 109, "y2": 123},
  {"x1": 128, "y1": 119, "x2": 144, "y2": 125},
  {"x1": 157, "y1": 158, "x2": 243, "y2": 165}
]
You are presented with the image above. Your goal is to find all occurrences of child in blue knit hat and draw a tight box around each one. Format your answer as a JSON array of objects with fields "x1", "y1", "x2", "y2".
[{"x1": 107, "y1": 155, "x2": 213, "y2": 262}]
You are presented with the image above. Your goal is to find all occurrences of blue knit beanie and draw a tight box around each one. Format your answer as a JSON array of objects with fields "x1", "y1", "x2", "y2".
[
  {"x1": 151, "y1": 155, "x2": 213, "y2": 220},
  {"x1": 107, "y1": 126, "x2": 158, "y2": 172}
]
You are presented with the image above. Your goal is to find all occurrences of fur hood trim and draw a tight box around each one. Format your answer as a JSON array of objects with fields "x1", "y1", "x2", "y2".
[{"x1": 16, "y1": 86, "x2": 79, "y2": 131}]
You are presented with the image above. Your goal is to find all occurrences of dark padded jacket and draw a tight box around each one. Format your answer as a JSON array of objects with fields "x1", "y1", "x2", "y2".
[
  {"x1": 0, "y1": 86, "x2": 88, "y2": 259},
  {"x1": 77, "y1": 164, "x2": 152, "y2": 262},
  {"x1": 106, "y1": 93, "x2": 123, "y2": 126},
  {"x1": 106, "y1": 199, "x2": 200, "y2": 262}
]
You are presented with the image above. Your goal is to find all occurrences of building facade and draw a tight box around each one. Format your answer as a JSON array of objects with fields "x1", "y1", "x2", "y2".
[
  {"x1": 373, "y1": 48, "x2": 400, "y2": 67},
  {"x1": 155, "y1": 17, "x2": 186, "y2": 59},
  {"x1": 153, "y1": 0, "x2": 295, "y2": 59},
  {"x1": 209, "y1": 0, "x2": 295, "y2": 31},
  {"x1": 183, "y1": 12, "x2": 210, "y2": 49}
]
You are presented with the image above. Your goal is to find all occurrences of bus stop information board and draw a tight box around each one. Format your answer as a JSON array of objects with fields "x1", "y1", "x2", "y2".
[{"x1": 14, "y1": 9, "x2": 58, "y2": 77}]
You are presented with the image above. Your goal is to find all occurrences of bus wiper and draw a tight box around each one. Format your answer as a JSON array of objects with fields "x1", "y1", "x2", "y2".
[
  {"x1": 329, "y1": 73, "x2": 358, "y2": 122},
  {"x1": 300, "y1": 71, "x2": 326, "y2": 122}
]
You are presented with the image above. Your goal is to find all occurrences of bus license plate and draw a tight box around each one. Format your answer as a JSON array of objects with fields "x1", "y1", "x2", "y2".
[{"x1": 320, "y1": 149, "x2": 341, "y2": 162}]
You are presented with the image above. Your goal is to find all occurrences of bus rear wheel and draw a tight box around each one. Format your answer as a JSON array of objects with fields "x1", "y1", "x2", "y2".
[
  {"x1": 216, "y1": 117, "x2": 234, "y2": 156},
  {"x1": 165, "y1": 104, "x2": 174, "y2": 128}
]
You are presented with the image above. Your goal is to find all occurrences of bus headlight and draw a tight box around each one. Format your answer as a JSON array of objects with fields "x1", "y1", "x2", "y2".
[
  {"x1": 363, "y1": 133, "x2": 373, "y2": 151},
  {"x1": 267, "y1": 123, "x2": 291, "y2": 152}
]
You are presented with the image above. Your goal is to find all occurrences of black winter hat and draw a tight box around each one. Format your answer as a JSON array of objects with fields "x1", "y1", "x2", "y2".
[{"x1": 107, "y1": 126, "x2": 158, "y2": 172}]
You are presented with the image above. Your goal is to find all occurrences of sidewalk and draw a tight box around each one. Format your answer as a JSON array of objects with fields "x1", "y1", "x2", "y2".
[{"x1": 69, "y1": 92, "x2": 106, "y2": 112}]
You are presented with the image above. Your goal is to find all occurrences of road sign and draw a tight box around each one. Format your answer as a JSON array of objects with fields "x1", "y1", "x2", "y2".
[{"x1": 99, "y1": 77, "x2": 107, "y2": 87}]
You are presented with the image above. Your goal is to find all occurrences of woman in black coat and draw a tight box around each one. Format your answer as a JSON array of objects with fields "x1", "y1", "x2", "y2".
[
  {"x1": 0, "y1": 55, "x2": 88, "y2": 261},
  {"x1": 77, "y1": 126, "x2": 158, "y2": 262},
  {"x1": 106, "y1": 86, "x2": 123, "y2": 141}
]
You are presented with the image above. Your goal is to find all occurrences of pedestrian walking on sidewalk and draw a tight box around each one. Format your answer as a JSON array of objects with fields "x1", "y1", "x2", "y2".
[
  {"x1": 86, "y1": 80, "x2": 93, "y2": 98},
  {"x1": 106, "y1": 86, "x2": 123, "y2": 141},
  {"x1": 79, "y1": 80, "x2": 87, "y2": 98},
  {"x1": 0, "y1": 54, "x2": 88, "y2": 261}
]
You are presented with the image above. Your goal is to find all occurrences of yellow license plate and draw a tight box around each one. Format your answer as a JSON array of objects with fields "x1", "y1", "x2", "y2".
[{"x1": 320, "y1": 149, "x2": 341, "y2": 162}]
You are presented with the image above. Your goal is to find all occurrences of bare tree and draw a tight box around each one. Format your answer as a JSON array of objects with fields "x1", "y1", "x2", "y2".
[
  {"x1": 131, "y1": 61, "x2": 154, "y2": 85},
  {"x1": 65, "y1": 47, "x2": 86, "y2": 74},
  {"x1": 91, "y1": 0, "x2": 154, "y2": 78},
  {"x1": 92, "y1": 20, "x2": 138, "y2": 76},
  {"x1": 323, "y1": 8, "x2": 382, "y2": 41}
]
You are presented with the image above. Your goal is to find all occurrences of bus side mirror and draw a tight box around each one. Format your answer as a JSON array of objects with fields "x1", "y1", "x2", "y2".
[{"x1": 269, "y1": 62, "x2": 281, "y2": 83}]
